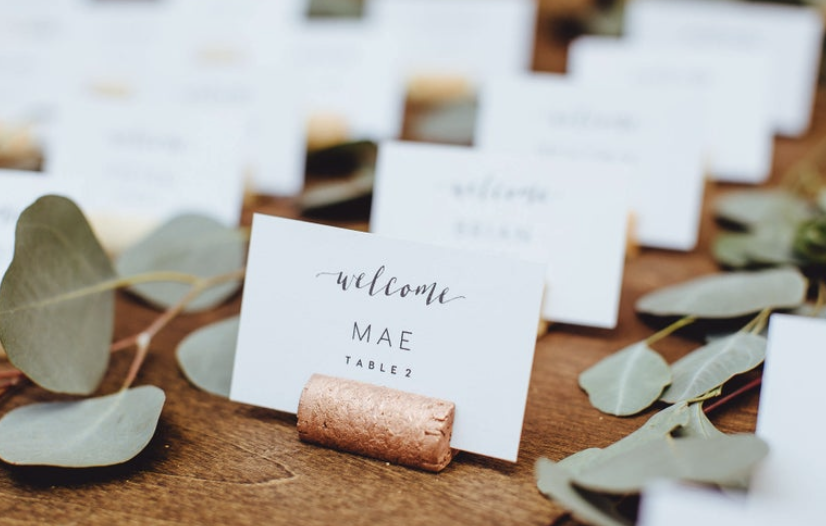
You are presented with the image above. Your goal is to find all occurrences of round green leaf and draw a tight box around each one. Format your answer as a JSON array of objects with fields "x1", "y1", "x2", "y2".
[
  {"x1": 572, "y1": 434, "x2": 769, "y2": 494},
  {"x1": 0, "y1": 385, "x2": 165, "y2": 467},
  {"x1": 674, "y1": 403, "x2": 727, "y2": 440},
  {"x1": 661, "y1": 333, "x2": 766, "y2": 404},
  {"x1": 635, "y1": 268, "x2": 807, "y2": 318},
  {"x1": 715, "y1": 189, "x2": 812, "y2": 229},
  {"x1": 0, "y1": 195, "x2": 116, "y2": 395},
  {"x1": 176, "y1": 316, "x2": 238, "y2": 398},
  {"x1": 116, "y1": 215, "x2": 245, "y2": 312},
  {"x1": 579, "y1": 341, "x2": 671, "y2": 417},
  {"x1": 536, "y1": 458, "x2": 632, "y2": 526}
]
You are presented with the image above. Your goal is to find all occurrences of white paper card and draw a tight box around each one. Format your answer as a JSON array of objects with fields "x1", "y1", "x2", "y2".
[
  {"x1": 60, "y1": 1, "x2": 178, "y2": 100},
  {"x1": 625, "y1": 0, "x2": 824, "y2": 137},
  {"x1": 568, "y1": 36, "x2": 774, "y2": 183},
  {"x1": 369, "y1": 0, "x2": 536, "y2": 82},
  {"x1": 47, "y1": 100, "x2": 246, "y2": 228},
  {"x1": 231, "y1": 216, "x2": 545, "y2": 461},
  {"x1": 0, "y1": 170, "x2": 65, "y2": 275},
  {"x1": 371, "y1": 141, "x2": 628, "y2": 328},
  {"x1": 750, "y1": 314, "x2": 826, "y2": 518},
  {"x1": 639, "y1": 483, "x2": 750, "y2": 526},
  {"x1": 475, "y1": 74, "x2": 706, "y2": 251},
  {"x1": 284, "y1": 20, "x2": 405, "y2": 142}
]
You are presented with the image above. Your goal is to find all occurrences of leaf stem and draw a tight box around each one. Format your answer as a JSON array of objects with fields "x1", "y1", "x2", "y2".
[
  {"x1": 119, "y1": 268, "x2": 246, "y2": 390},
  {"x1": 645, "y1": 316, "x2": 696, "y2": 346},
  {"x1": 703, "y1": 375, "x2": 763, "y2": 414},
  {"x1": 0, "y1": 271, "x2": 205, "y2": 316},
  {"x1": 740, "y1": 307, "x2": 772, "y2": 335}
]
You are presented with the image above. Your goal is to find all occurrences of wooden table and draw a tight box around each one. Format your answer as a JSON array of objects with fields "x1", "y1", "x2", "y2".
[{"x1": 0, "y1": 6, "x2": 819, "y2": 525}]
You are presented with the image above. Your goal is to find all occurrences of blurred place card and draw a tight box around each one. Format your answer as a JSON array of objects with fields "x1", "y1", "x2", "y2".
[
  {"x1": 476, "y1": 74, "x2": 705, "y2": 251},
  {"x1": 368, "y1": 0, "x2": 536, "y2": 83},
  {"x1": 155, "y1": 0, "x2": 305, "y2": 197},
  {"x1": 0, "y1": 0, "x2": 73, "y2": 118},
  {"x1": 47, "y1": 100, "x2": 246, "y2": 250},
  {"x1": 639, "y1": 482, "x2": 751, "y2": 526},
  {"x1": 248, "y1": 67, "x2": 307, "y2": 197},
  {"x1": 0, "y1": 170, "x2": 64, "y2": 275},
  {"x1": 568, "y1": 36, "x2": 773, "y2": 184},
  {"x1": 285, "y1": 20, "x2": 406, "y2": 143},
  {"x1": 232, "y1": 216, "x2": 545, "y2": 461},
  {"x1": 371, "y1": 141, "x2": 629, "y2": 329},
  {"x1": 750, "y1": 314, "x2": 826, "y2": 520},
  {"x1": 60, "y1": 0, "x2": 178, "y2": 100},
  {"x1": 625, "y1": 0, "x2": 824, "y2": 137}
]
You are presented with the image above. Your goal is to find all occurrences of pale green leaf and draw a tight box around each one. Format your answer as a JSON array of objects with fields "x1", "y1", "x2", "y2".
[
  {"x1": 572, "y1": 434, "x2": 768, "y2": 494},
  {"x1": 559, "y1": 403, "x2": 691, "y2": 477},
  {"x1": 715, "y1": 189, "x2": 812, "y2": 229},
  {"x1": 661, "y1": 333, "x2": 766, "y2": 404},
  {"x1": 536, "y1": 458, "x2": 632, "y2": 526},
  {"x1": 176, "y1": 316, "x2": 238, "y2": 398},
  {"x1": 0, "y1": 385, "x2": 165, "y2": 467},
  {"x1": 116, "y1": 215, "x2": 245, "y2": 312},
  {"x1": 635, "y1": 268, "x2": 807, "y2": 318},
  {"x1": 712, "y1": 233, "x2": 754, "y2": 268},
  {"x1": 674, "y1": 403, "x2": 726, "y2": 440},
  {"x1": 579, "y1": 342, "x2": 671, "y2": 416},
  {"x1": 0, "y1": 195, "x2": 115, "y2": 395}
]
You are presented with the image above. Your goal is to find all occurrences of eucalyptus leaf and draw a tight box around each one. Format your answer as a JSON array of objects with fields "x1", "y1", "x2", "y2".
[
  {"x1": 660, "y1": 333, "x2": 766, "y2": 404},
  {"x1": 715, "y1": 189, "x2": 812, "y2": 229},
  {"x1": 116, "y1": 215, "x2": 245, "y2": 312},
  {"x1": 176, "y1": 316, "x2": 238, "y2": 398},
  {"x1": 0, "y1": 385, "x2": 165, "y2": 467},
  {"x1": 712, "y1": 233, "x2": 754, "y2": 269},
  {"x1": 535, "y1": 458, "x2": 632, "y2": 526},
  {"x1": 0, "y1": 195, "x2": 115, "y2": 395},
  {"x1": 559, "y1": 403, "x2": 691, "y2": 477},
  {"x1": 673, "y1": 403, "x2": 727, "y2": 440},
  {"x1": 635, "y1": 268, "x2": 806, "y2": 318},
  {"x1": 573, "y1": 435, "x2": 769, "y2": 494},
  {"x1": 579, "y1": 341, "x2": 671, "y2": 416}
]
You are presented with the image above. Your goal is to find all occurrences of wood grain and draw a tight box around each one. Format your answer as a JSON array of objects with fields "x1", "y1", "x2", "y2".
[{"x1": 0, "y1": 4, "x2": 820, "y2": 524}]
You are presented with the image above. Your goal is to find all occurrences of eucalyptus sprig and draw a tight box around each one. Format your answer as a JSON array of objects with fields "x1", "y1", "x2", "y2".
[
  {"x1": 537, "y1": 268, "x2": 808, "y2": 525},
  {"x1": 0, "y1": 195, "x2": 247, "y2": 467}
]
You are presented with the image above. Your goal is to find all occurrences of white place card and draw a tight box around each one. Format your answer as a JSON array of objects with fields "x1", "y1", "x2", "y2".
[
  {"x1": 150, "y1": 0, "x2": 305, "y2": 197},
  {"x1": 371, "y1": 141, "x2": 629, "y2": 329},
  {"x1": 625, "y1": 0, "x2": 824, "y2": 138},
  {"x1": 0, "y1": 170, "x2": 65, "y2": 276},
  {"x1": 368, "y1": 0, "x2": 536, "y2": 82},
  {"x1": 59, "y1": 0, "x2": 179, "y2": 100},
  {"x1": 231, "y1": 216, "x2": 545, "y2": 461},
  {"x1": 750, "y1": 314, "x2": 826, "y2": 519},
  {"x1": 47, "y1": 99, "x2": 246, "y2": 229},
  {"x1": 475, "y1": 73, "x2": 706, "y2": 251},
  {"x1": 284, "y1": 20, "x2": 406, "y2": 142},
  {"x1": 568, "y1": 36, "x2": 774, "y2": 184}
]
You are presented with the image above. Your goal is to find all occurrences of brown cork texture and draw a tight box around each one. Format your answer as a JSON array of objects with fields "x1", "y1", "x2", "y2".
[{"x1": 296, "y1": 374, "x2": 456, "y2": 472}]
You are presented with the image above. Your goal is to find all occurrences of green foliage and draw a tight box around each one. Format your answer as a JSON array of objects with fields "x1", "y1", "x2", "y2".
[
  {"x1": 0, "y1": 196, "x2": 116, "y2": 395},
  {"x1": 176, "y1": 316, "x2": 239, "y2": 398},
  {"x1": 579, "y1": 341, "x2": 671, "y2": 417},
  {"x1": 0, "y1": 386, "x2": 165, "y2": 467},
  {"x1": 572, "y1": 435, "x2": 769, "y2": 494},
  {"x1": 635, "y1": 268, "x2": 807, "y2": 318},
  {"x1": 116, "y1": 215, "x2": 246, "y2": 312},
  {"x1": 660, "y1": 333, "x2": 767, "y2": 404}
]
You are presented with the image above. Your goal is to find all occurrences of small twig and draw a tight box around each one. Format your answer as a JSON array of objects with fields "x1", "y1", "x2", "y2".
[
  {"x1": 703, "y1": 375, "x2": 763, "y2": 414},
  {"x1": 119, "y1": 268, "x2": 246, "y2": 390},
  {"x1": 645, "y1": 316, "x2": 696, "y2": 346},
  {"x1": 0, "y1": 369, "x2": 23, "y2": 380}
]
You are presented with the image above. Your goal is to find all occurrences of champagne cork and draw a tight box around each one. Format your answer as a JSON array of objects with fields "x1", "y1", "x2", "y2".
[{"x1": 297, "y1": 374, "x2": 456, "y2": 472}]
